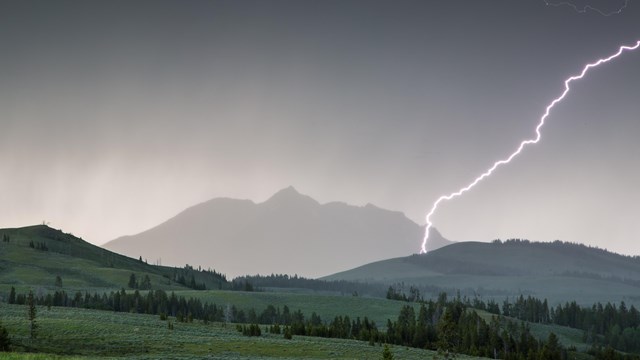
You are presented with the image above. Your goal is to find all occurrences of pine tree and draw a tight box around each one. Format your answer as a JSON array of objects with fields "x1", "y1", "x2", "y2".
[
  {"x1": 382, "y1": 344, "x2": 394, "y2": 359},
  {"x1": 140, "y1": 275, "x2": 151, "y2": 290},
  {"x1": 284, "y1": 326, "x2": 293, "y2": 340},
  {"x1": 0, "y1": 321, "x2": 10, "y2": 352},
  {"x1": 438, "y1": 307, "x2": 457, "y2": 358},
  {"x1": 128, "y1": 273, "x2": 137, "y2": 289},
  {"x1": 541, "y1": 332, "x2": 562, "y2": 360},
  {"x1": 27, "y1": 290, "x2": 38, "y2": 340},
  {"x1": 8, "y1": 287, "x2": 15, "y2": 304}
]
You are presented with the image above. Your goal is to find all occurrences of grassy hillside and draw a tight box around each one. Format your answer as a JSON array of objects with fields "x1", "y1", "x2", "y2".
[
  {"x1": 325, "y1": 240, "x2": 640, "y2": 305},
  {"x1": 0, "y1": 225, "x2": 620, "y2": 359},
  {"x1": 408, "y1": 241, "x2": 640, "y2": 278},
  {"x1": 0, "y1": 224, "x2": 427, "y2": 332},
  {"x1": 0, "y1": 225, "x2": 227, "y2": 296},
  {"x1": 0, "y1": 302, "x2": 482, "y2": 360}
]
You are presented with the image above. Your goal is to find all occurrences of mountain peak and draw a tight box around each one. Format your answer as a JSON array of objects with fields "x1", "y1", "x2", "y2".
[
  {"x1": 263, "y1": 186, "x2": 319, "y2": 206},
  {"x1": 275, "y1": 186, "x2": 300, "y2": 196}
]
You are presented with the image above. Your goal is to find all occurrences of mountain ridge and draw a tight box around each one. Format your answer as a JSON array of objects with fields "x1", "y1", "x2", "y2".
[
  {"x1": 104, "y1": 187, "x2": 452, "y2": 278},
  {"x1": 324, "y1": 239, "x2": 640, "y2": 305}
]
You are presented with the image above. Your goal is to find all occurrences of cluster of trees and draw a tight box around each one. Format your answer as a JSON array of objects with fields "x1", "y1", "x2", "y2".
[
  {"x1": 28, "y1": 241, "x2": 48, "y2": 251},
  {"x1": 130, "y1": 265, "x2": 225, "y2": 291},
  {"x1": 230, "y1": 280, "x2": 254, "y2": 292},
  {"x1": 127, "y1": 273, "x2": 152, "y2": 290},
  {"x1": 285, "y1": 313, "x2": 381, "y2": 342},
  {"x1": 493, "y1": 239, "x2": 640, "y2": 263},
  {"x1": 222, "y1": 302, "x2": 381, "y2": 343},
  {"x1": 469, "y1": 297, "x2": 502, "y2": 315},
  {"x1": 233, "y1": 274, "x2": 421, "y2": 298},
  {"x1": 174, "y1": 274, "x2": 205, "y2": 290},
  {"x1": 171, "y1": 265, "x2": 213, "y2": 290},
  {"x1": 551, "y1": 301, "x2": 639, "y2": 332},
  {"x1": 384, "y1": 294, "x2": 558, "y2": 360},
  {"x1": 501, "y1": 296, "x2": 551, "y2": 323},
  {"x1": 386, "y1": 284, "x2": 423, "y2": 302},
  {"x1": 8, "y1": 287, "x2": 221, "y2": 322},
  {"x1": 5, "y1": 287, "x2": 321, "y2": 330},
  {"x1": 551, "y1": 300, "x2": 640, "y2": 352},
  {"x1": 460, "y1": 294, "x2": 640, "y2": 354},
  {"x1": 237, "y1": 323, "x2": 261, "y2": 336}
]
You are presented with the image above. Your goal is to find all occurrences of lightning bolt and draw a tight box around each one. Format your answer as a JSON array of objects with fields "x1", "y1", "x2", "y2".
[
  {"x1": 421, "y1": 40, "x2": 640, "y2": 254},
  {"x1": 542, "y1": 0, "x2": 630, "y2": 16}
]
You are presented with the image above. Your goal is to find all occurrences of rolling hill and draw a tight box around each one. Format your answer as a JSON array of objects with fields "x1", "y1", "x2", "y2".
[
  {"x1": 104, "y1": 186, "x2": 453, "y2": 278},
  {"x1": 0, "y1": 224, "x2": 623, "y2": 358},
  {"x1": 0, "y1": 225, "x2": 227, "y2": 295},
  {"x1": 325, "y1": 239, "x2": 640, "y2": 305},
  {"x1": 0, "y1": 224, "x2": 438, "y2": 339}
]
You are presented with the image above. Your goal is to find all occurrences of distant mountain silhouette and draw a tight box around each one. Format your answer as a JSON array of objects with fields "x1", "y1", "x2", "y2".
[
  {"x1": 424, "y1": 227, "x2": 454, "y2": 252},
  {"x1": 104, "y1": 187, "x2": 452, "y2": 278},
  {"x1": 324, "y1": 240, "x2": 640, "y2": 304}
]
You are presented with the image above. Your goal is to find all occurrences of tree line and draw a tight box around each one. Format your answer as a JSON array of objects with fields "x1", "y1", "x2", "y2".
[
  {"x1": 233, "y1": 273, "x2": 393, "y2": 297},
  {"x1": 476, "y1": 294, "x2": 640, "y2": 353},
  {"x1": 6, "y1": 287, "x2": 640, "y2": 359},
  {"x1": 385, "y1": 293, "x2": 562, "y2": 360},
  {"x1": 4, "y1": 287, "x2": 570, "y2": 359},
  {"x1": 386, "y1": 285, "x2": 640, "y2": 356}
]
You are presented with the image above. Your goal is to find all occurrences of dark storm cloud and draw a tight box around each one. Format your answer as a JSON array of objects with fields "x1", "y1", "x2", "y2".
[{"x1": 1, "y1": 0, "x2": 639, "y2": 254}]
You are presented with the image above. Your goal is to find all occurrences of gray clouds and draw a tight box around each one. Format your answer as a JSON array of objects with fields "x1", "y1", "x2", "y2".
[{"x1": 1, "y1": 0, "x2": 640, "y2": 255}]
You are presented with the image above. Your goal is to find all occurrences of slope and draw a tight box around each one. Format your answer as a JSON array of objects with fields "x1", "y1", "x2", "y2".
[
  {"x1": 0, "y1": 225, "x2": 227, "y2": 295},
  {"x1": 325, "y1": 240, "x2": 640, "y2": 305},
  {"x1": 104, "y1": 187, "x2": 452, "y2": 278}
]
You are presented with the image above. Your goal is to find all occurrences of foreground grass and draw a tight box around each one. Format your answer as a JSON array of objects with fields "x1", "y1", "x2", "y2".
[
  {"x1": 0, "y1": 354, "x2": 89, "y2": 360},
  {"x1": 0, "y1": 303, "x2": 486, "y2": 359}
]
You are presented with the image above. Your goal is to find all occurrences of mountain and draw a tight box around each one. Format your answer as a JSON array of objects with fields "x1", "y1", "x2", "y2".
[
  {"x1": 0, "y1": 225, "x2": 227, "y2": 292},
  {"x1": 324, "y1": 240, "x2": 640, "y2": 305},
  {"x1": 424, "y1": 227, "x2": 455, "y2": 252},
  {"x1": 104, "y1": 187, "x2": 449, "y2": 278}
]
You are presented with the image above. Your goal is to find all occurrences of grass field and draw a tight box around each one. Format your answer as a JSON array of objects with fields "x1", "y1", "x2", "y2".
[
  {"x1": 174, "y1": 290, "x2": 419, "y2": 327},
  {"x1": 0, "y1": 303, "x2": 488, "y2": 359}
]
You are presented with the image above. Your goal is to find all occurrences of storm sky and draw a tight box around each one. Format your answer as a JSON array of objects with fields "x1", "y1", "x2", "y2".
[{"x1": 1, "y1": 0, "x2": 640, "y2": 255}]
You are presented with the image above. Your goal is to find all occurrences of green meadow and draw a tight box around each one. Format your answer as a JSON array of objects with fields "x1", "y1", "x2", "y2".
[{"x1": 0, "y1": 302, "x2": 483, "y2": 360}]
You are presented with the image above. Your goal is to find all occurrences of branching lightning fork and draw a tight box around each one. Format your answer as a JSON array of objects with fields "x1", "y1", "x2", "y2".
[{"x1": 420, "y1": 40, "x2": 640, "y2": 254}]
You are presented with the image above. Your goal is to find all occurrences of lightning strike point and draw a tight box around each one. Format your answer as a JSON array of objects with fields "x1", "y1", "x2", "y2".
[{"x1": 421, "y1": 40, "x2": 640, "y2": 254}]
